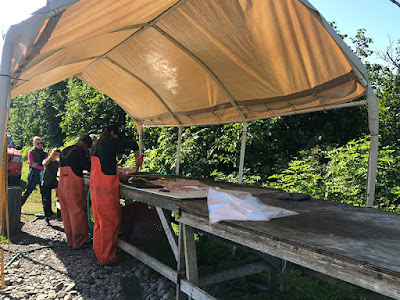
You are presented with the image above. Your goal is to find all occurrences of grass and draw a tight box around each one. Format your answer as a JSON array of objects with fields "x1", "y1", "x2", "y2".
[
  {"x1": 18, "y1": 162, "x2": 57, "y2": 220},
  {"x1": 0, "y1": 236, "x2": 9, "y2": 244},
  {"x1": 196, "y1": 235, "x2": 389, "y2": 300}
]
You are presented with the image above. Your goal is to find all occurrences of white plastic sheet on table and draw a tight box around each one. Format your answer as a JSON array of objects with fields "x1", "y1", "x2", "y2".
[{"x1": 207, "y1": 188, "x2": 298, "y2": 224}]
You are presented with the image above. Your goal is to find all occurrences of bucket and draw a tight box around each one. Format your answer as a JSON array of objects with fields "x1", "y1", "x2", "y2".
[{"x1": 3, "y1": 186, "x2": 22, "y2": 236}]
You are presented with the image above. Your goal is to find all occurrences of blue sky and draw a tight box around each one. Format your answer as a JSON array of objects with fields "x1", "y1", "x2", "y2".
[{"x1": 310, "y1": 0, "x2": 400, "y2": 65}]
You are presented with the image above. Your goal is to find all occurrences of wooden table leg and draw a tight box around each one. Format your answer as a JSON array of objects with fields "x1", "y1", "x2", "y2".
[
  {"x1": 176, "y1": 223, "x2": 187, "y2": 300},
  {"x1": 182, "y1": 224, "x2": 199, "y2": 300}
]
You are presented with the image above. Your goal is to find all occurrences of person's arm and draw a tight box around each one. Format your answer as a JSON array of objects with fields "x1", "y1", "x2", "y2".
[
  {"x1": 28, "y1": 151, "x2": 45, "y2": 170},
  {"x1": 131, "y1": 141, "x2": 143, "y2": 168},
  {"x1": 120, "y1": 139, "x2": 142, "y2": 167},
  {"x1": 134, "y1": 150, "x2": 143, "y2": 168},
  {"x1": 36, "y1": 153, "x2": 47, "y2": 171},
  {"x1": 42, "y1": 154, "x2": 53, "y2": 166},
  {"x1": 68, "y1": 148, "x2": 90, "y2": 176},
  {"x1": 81, "y1": 149, "x2": 91, "y2": 172},
  {"x1": 28, "y1": 151, "x2": 36, "y2": 168}
]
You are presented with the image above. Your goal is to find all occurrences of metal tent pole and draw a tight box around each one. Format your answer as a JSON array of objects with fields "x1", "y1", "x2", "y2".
[
  {"x1": 139, "y1": 125, "x2": 143, "y2": 155},
  {"x1": 366, "y1": 87, "x2": 379, "y2": 207},
  {"x1": 0, "y1": 41, "x2": 12, "y2": 159},
  {"x1": 176, "y1": 126, "x2": 182, "y2": 175},
  {"x1": 238, "y1": 122, "x2": 247, "y2": 184}
]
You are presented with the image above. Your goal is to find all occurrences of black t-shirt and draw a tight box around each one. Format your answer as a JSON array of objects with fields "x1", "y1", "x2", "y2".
[
  {"x1": 91, "y1": 137, "x2": 139, "y2": 175},
  {"x1": 60, "y1": 145, "x2": 91, "y2": 177}
]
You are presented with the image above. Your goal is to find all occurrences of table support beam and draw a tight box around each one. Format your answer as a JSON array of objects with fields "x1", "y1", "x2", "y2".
[
  {"x1": 117, "y1": 239, "x2": 178, "y2": 284},
  {"x1": 182, "y1": 224, "x2": 199, "y2": 300},
  {"x1": 198, "y1": 261, "x2": 271, "y2": 287},
  {"x1": 156, "y1": 207, "x2": 178, "y2": 261}
]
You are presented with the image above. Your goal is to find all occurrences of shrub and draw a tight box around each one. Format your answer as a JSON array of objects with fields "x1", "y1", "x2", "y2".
[{"x1": 268, "y1": 137, "x2": 400, "y2": 211}]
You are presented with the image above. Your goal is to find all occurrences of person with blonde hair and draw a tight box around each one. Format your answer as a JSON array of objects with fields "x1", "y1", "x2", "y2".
[{"x1": 21, "y1": 136, "x2": 48, "y2": 206}]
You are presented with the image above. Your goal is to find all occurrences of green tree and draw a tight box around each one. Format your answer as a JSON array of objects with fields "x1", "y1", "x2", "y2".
[
  {"x1": 142, "y1": 106, "x2": 368, "y2": 183},
  {"x1": 60, "y1": 78, "x2": 127, "y2": 137},
  {"x1": 8, "y1": 81, "x2": 68, "y2": 148},
  {"x1": 60, "y1": 78, "x2": 140, "y2": 157},
  {"x1": 269, "y1": 137, "x2": 400, "y2": 211}
]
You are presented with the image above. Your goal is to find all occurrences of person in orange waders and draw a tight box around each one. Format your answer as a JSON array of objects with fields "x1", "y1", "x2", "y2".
[
  {"x1": 90, "y1": 125, "x2": 141, "y2": 265},
  {"x1": 58, "y1": 135, "x2": 92, "y2": 249}
]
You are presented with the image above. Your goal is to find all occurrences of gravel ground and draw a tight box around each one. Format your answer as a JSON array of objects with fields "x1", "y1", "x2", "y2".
[{"x1": 0, "y1": 218, "x2": 176, "y2": 300}]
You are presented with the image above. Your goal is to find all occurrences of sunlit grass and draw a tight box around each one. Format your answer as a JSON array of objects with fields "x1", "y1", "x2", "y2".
[{"x1": 0, "y1": 236, "x2": 9, "y2": 244}]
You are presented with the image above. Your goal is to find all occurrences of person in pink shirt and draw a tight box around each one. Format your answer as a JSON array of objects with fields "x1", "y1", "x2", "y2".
[{"x1": 20, "y1": 136, "x2": 48, "y2": 206}]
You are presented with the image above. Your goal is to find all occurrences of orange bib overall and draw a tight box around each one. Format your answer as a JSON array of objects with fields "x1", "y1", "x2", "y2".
[
  {"x1": 58, "y1": 166, "x2": 88, "y2": 249},
  {"x1": 90, "y1": 156, "x2": 121, "y2": 265}
]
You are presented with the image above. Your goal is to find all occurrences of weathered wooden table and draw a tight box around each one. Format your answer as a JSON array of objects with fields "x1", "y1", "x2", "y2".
[
  {"x1": 84, "y1": 177, "x2": 400, "y2": 299},
  {"x1": 177, "y1": 182, "x2": 400, "y2": 300}
]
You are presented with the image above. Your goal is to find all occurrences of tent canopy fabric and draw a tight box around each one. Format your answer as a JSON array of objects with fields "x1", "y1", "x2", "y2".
[
  {"x1": 0, "y1": 0, "x2": 378, "y2": 207},
  {"x1": 7, "y1": 0, "x2": 369, "y2": 127}
]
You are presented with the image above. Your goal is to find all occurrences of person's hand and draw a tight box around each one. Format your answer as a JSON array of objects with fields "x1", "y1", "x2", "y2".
[
  {"x1": 31, "y1": 162, "x2": 38, "y2": 167},
  {"x1": 136, "y1": 154, "x2": 144, "y2": 167},
  {"x1": 125, "y1": 168, "x2": 137, "y2": 175}
]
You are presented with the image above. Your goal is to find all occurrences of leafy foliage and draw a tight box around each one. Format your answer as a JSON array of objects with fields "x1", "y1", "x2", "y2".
[
  {"x1": 140, "y1": 107, "x2": 368, "y2": 184},
  {"x1": 8, "y1": 81, "x2": 68, "y2": 147},
  {"x1": 369, "y1": 63, "x2": 400, "y2": 147},
  {"x1": 61, "y1": 78, "x2": 128, "y2": 137},
  {"x1": 351, "y1": 29, "x2": 373, "y2": 60},
  {"x1": 269, "y1": 137, "x2": 400, "y2": 211}
]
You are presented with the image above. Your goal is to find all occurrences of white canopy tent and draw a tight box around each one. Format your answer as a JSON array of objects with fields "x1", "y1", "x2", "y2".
[{"x1": 0, "y1": 0, "x2": 378, "y2": 207}]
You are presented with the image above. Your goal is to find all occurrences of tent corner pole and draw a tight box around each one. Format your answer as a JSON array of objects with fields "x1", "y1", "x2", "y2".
[
  {"x1": 176, "y1": 126, "x2": 182, "y2": 175},
  {"x1": 238, "y1": 122, "x2": 247, "y2": 184},
  {"x1": 366, "y1": 87, "x2": 379, "y2": 208},
  {"x1": 0, "y1": 41, "x2": 12, "y2": 161},
  {"x1": 138, "y1": 125, "x2": 143, "y2": 155}
]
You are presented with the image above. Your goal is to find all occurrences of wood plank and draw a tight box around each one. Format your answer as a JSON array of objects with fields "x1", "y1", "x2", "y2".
[
  {"x1": 280, "y1": 261, "x2": 290, "y2": 292},
  {"x1": 198, "y1": 261, "x2": 270, "y2": 287},
  {"x1": 183, "y1": 224, "x2": 198, "y2": 285},
  {"x1": 84, "y1": 177, "x2": 180, "y2": 211},
  {"x1": 255, "y1": 251, "x2": 282, "y2": 269},
  {"x1": 291, "y1": 264, "x2": 337, "y2": 285},
  {"x1": 119, "y1": 183, "x2": 179, "y2": 211},
  {"x1": 180, "y1": 280, "x2": 217, "y2": 300},
  {"x1": 178, "y1": 213, "x2": 400, "y2": 300},
  {"x1": 176, "y1": 223, "x2": 188, "y2": 300},
  {"x1": 156, "y1": 207, "x2": 178, "y2": 261},
  {"x1": 117, "y1": 239, "x2": 178, "y2": 284}
]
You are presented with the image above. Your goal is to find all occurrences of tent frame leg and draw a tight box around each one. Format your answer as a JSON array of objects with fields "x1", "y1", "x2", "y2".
[
  {"x1": 176, "y1": 126, "x2": 182, "y2": 175},
  {"x1": 366, "y1": 87, "x2": 379, "y2": 208},
  {"x1": 238, "y1": 122, "x2": 247, "y2": 184}
]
